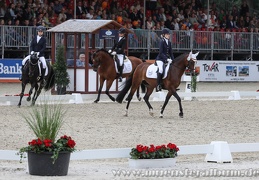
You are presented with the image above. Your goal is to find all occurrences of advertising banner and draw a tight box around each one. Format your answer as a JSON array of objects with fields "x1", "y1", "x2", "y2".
[
  {"x1": 1, "y1": 59, "x2": 259, "y2": 82},
  {"x1": 0, "y1": 59, "x2": 22, "y2": 82},
  {"x1": 196, "y1": 61, "x2": 259, "y2": 82}
]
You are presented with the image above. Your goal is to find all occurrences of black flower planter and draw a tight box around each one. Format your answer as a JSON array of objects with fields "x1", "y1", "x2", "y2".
[{"x1": 28, "y1": 151, "x2": 71, "y2": 176}]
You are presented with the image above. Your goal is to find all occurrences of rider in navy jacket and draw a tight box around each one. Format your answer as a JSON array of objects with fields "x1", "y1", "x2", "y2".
[
  {"x1": 155, "y1": 28, "x2": 174, "y2": 92},
  {"x1": 109, "y1": 27, "x2": 127, "y2": 82},
  {"x1": 21, "y1": 25, "x2": 48, "y2": 84}
]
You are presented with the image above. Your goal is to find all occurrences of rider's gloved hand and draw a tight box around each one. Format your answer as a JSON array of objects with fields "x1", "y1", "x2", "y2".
[
  {"x1": 111, "y1": 51, "x2": 116, "y2": 55},
  {"x1": 167, "y1": 58, "x2": 172, "y2": 63},
  {"x1": 108, "y1": 50, "x2": 112, "y2": 53},
  {"x1": 30, "y1": 51, "x2": 34, "y2": 55}
]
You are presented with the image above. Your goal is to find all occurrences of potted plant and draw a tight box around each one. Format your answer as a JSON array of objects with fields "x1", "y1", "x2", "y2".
[
  {"x1": 129, "y1": 143, "x2": 179, "y2": 169},
  {"x1": 18, "y1": 102, "x2": 76, "y2": 176},
  {"x1": 53, "y1": 45, "x2": 70, "y2": 95},
  {"x1": 191, "y1": 66, "x2": 200, "y2": 92}
]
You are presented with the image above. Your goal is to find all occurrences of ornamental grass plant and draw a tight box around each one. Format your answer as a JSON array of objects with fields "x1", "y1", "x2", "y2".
[{"x1": 18, "y1": 102, "x2": 76, "y2": 163}]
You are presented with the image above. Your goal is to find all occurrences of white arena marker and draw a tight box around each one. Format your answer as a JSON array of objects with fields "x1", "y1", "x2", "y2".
[
  {"x1": 72, "y1": 93, "x2": 83, "y2": 104},
  {"x1": 205, "y1": 141, "x2": 233, "y2": 163}
]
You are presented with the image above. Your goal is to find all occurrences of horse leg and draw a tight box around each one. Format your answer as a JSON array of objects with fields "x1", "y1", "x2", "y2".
[
  {"x1": 124, "y1": 82, "x2": 141, "y2": 116},
  {"x1": 18, "y1": 82, "x2": 26, "y2": 107},
  {"x1": 159, "y1": 91, "x2": 173, "y2": 118},
  {"x1": 105, "y1": 79, "x2": 115, "y2": 102},
  {"x1": 143, "y1": 88, "x2": 155, "y2": 117},
  {"x1": 27, "y1": 84, "x2": 35, "y2": 102},
  {"x1": 31, "y1": 84, "x2": 39, "y2": 106},
  {"x1": 32, "y1": 84, "x2": 42, "y2": 106},
  {"x1": 172, "y1": 92, "x2": 183, "y2": 118},
  {"x1": 94, "y1": 77, "x2": 105, "y2": 103}
]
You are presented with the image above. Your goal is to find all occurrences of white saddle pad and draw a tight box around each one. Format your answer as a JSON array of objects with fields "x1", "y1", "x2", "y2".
[
  {"x1": 114, "y1": 58, "x2": 132, "y2": 74},
  {"x1": 146, "y1": 63, "x2": 171, "y2": 79}
]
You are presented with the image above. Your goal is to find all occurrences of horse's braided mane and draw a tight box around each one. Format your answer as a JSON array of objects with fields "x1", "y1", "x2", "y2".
[
  {"x1": 96, "y1": 48, "x2": 109, "y2": 53},
  {"x1": 95, "y1": 48, "x2": 114, "y2": 58},
  {"x1": 173, "y1": 53, "x2": 187, "y2": 63}
]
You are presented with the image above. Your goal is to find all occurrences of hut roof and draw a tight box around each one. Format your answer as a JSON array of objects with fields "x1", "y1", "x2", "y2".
[{"x1": 47, "y1": 19, "x2": 133, "y2": 33}]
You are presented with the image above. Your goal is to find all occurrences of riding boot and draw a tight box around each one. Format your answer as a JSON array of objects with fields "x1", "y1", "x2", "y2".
[
  {"x1": 41, "y1": 68, "x2": 46, "y2": 86},
  {"x1": 156, "y1": 73, "x2": 162, "y2": 92},
  {"x1": 118, "y1": 65, "x2": 123, "y2": 82}
]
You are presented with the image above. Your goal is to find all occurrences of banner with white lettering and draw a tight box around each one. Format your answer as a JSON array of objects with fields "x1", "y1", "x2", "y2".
[
  {"x1": 0, "y1": 59, "x2": 22, "y2": 79},
  {"x1": 196, "y1": 61, "x2": 259, "y2": 81},
  {"x1": 1, "y1": 59, "x2": 259, "y2": 82}
]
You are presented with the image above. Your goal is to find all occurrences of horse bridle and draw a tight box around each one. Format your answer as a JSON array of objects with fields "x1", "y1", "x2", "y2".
[
  {"x1": 186, "y1": 58, "x2": 197, "y2": 72},
  {"x1": 28, "y1": 57, "x2": 40, "y2": 78},
  {"x1": 172, "y1": 57, "x2": 197, "y2": 71}
]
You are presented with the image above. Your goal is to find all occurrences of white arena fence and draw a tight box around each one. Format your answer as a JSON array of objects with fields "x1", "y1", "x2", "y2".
[
  {"x1": 0, "y1": 90, "x2": 259, "y2": 106},
  {"x1": 1, "y1": 142, "x2": 259, "y2": 163}
]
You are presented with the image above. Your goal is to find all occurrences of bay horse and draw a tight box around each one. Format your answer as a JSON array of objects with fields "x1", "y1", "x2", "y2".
[
  {"x1": 116, "y1": 51, "x2": 199, "y2": 118},
  {"x1": 92, "y1": 48, "x2": 144, "y2": 103},
  {"x1": 18, "y1": 52, "x2": 55, "y2": 107}
]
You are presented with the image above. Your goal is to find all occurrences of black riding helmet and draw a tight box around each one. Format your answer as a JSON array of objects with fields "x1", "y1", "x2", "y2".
[
  {"x1": 36, "y1": 25, "x2": 45, "y2": 32},
  {"x1": 118, "y1": 27, "x2": 126, "y2": 34},
  {"x1": 161, "y1": 28, "x2": 170, "y2": 35}
]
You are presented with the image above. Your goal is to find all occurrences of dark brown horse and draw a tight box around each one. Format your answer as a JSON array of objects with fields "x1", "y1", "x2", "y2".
[
  {"x1": 92, "y1": 49, "x2": 144, "y2": 103},
  {"x1": 116, "y1": 51, "x2": 199, "y2": 118}
]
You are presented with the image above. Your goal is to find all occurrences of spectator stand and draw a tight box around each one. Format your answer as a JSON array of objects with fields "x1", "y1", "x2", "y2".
[{"x1": 47, "y1": 19, "x2": 132, "y2": 94}]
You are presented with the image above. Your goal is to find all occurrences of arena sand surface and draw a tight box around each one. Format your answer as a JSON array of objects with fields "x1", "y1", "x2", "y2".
[{"x1": 0, "y1": 82, "x2": 259, "y2": 179}]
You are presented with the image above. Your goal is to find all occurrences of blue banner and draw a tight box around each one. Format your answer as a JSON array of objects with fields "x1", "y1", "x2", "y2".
[
  {"x1": 0, "y1": 59, "x2": 22, "y2": 78},
  {"x1": 99, "y1": 29, "x2": 118, "y2": 39}
]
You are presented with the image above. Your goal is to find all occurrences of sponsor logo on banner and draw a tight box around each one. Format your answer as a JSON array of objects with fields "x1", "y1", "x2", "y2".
[{"x1": 0, "y1": 59, "x2": 22, "y2": 79}]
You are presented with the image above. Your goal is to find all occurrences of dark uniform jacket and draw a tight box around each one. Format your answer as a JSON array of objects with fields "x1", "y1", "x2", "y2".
[
  {"x1": 156, "y1": 38, "x2": 174, "y2": 63},
  {"x1": 111, "y1": 36, "x2": 126, "y2": 55},
  {"x1": 30, "y1": 35, "x2": 46, "y2": 57}
]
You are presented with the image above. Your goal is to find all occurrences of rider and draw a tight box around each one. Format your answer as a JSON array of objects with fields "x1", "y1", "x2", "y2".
[
  {"x1": 155, "y1": 28, "x2": 174, "y2": 92},
  {"x1": 108, "y1": 27, "x2": 127, "y2": 82},
  {"x1": 21, "y1": 25, "x2": 48, "y2": 84}
]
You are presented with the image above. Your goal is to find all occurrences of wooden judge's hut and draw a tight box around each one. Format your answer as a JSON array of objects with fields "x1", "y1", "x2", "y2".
[{"x1": 47, "y1": 19, "x2": 132, "y2": 94}]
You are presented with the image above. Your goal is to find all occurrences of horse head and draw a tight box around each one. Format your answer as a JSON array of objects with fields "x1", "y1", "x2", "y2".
[
  {"x1": 29, "y1": 52, "x2": 40, "y2": 77},
  {"x1": 92, "y1": 49, "x2": 111, "y2": 72},
  {"x1": 186, "y1": 51, "x2": 199, "y2": 75}
]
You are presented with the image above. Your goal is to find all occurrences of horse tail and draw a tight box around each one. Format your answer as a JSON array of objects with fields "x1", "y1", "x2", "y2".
[
  {"x1": 116, "y1": 77, "x2": 133, "y2": 103},
  {"x1": 44, "y1": 66, "x2": 55, "y2": 91},
  {"x1": 140, "y1": 82, "x2": 146, "y2": 93}
]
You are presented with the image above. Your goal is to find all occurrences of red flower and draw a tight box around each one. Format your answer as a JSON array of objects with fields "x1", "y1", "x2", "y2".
[
  {"x1": 43, "y1": 139, "x2": 52, "y2": 147},
  {"x1": 67, "y1": 139, "x2": 76, "y2": 148},
  {"x1": 148, "y1": 146, "x2": 155, "y2": 153},
  {"x1": 167, "y1": 143, "x2": 178, "y2": 150},
  {"x1": 136, "y1": 145, "x2": 144, "y2": 152}
]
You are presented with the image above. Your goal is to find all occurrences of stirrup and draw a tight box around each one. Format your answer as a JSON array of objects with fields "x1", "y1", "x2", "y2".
[
  {"x1": 118, "y1": 77, "x2": 122, "y2": 82},
  {"x1": 42, "y1": 79, "x2": 46, "y2": 86},
  {"x1": 156, "y1": 85, "x2": 162, "y2": 92}
]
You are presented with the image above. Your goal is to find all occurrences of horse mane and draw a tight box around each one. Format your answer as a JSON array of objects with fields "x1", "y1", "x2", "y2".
[
  {"x1": 95, "y1": 48, "x2": 113, "y2": 58},
  {"x1": 96, "y1": 48, "x2": 109, "y2": 54},
  {"x1": 173, "y1": 53, "x2": 188, "y2": 63}
]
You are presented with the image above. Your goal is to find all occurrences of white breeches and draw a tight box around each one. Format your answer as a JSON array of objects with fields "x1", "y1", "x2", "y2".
[
  {"x1": 117, "y1": 54, "x2": 124, "y2": 66},
  {"x1": 22, "y1": 55, "x2": 48, "y2": 76},
  {"x1": 156, "y1": 61, "x2": 164, "y2": 74}
]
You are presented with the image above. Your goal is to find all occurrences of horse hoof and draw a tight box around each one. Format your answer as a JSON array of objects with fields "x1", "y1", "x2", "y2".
[
  {"x1": 27, "y1": 97, "x2": 31, "y2": 101},
  {"x1": 94, "y1": 100, "x2": 99, "y2": 103},
  {"x1": 159, "y1": 114, "x2": 163, "y2": 118},
  {"x1": 137, "y1": 97, "x2": 142, "y2": 101},
  {"x1": 179, "y1": 113, "x2": 183, "y2": 118}
]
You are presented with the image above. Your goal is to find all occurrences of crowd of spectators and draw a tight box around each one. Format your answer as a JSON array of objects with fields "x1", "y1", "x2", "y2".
[{"x1": 0, "y1": 0, "x2": 258, "y2": 33}]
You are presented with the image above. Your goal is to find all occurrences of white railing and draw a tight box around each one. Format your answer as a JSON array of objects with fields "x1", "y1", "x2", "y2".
[{"x1": 1, "y1": 142, "x2": 259, "y2": 164}]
